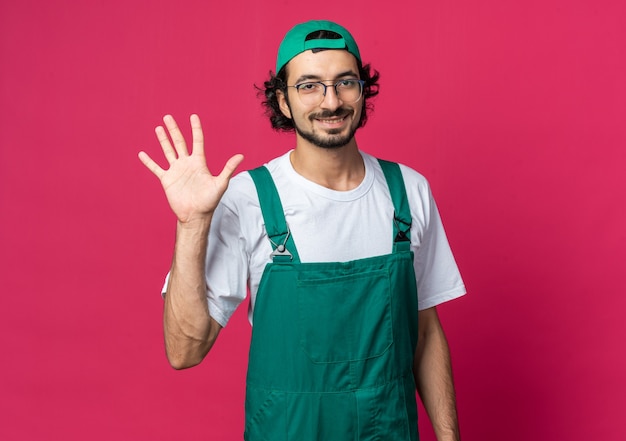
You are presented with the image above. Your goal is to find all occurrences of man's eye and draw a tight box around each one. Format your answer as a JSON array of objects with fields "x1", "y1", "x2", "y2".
[
  {"x1": 298, "y1": 83, "x2": 319, "y2": 93},
  {"x1": 338, "y1": 80, "x2": 357, "y2": 88}
]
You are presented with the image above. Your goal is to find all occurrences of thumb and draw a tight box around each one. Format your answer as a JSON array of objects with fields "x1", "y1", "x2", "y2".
[{"x1": 217, "y1": 154, "x2": 245, "y2": 181}]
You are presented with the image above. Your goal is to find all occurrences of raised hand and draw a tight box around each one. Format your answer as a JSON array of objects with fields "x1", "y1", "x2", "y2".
[{"x1": 138, "y1": 114, "x2": 244, "y2": 224}]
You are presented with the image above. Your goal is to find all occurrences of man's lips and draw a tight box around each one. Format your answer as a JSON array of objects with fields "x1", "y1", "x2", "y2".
[
  {"x1": 311, "y1": 110, "x2": 350, "y2": 126},
  {"x1": 315, "y1": 115, "x2": 347, "y2": 124}
]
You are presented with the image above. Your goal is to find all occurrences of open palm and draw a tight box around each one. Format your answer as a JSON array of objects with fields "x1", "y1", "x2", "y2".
[{"x1": 138, "y1": 114, "x2": 244, "y2": 223}]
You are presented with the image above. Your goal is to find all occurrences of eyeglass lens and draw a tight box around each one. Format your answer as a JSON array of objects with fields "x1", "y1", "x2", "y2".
[{"x1": 295, "y1": 80, "x2": 363, "y2": 105}]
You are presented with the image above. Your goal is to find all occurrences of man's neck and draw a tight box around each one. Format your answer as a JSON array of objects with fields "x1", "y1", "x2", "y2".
[{"x1": 290, "y1": 139, "x2": 365, "y2": 191}]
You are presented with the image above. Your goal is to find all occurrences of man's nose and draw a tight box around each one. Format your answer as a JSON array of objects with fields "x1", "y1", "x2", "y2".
[{"x1": 319, "y1": 84, "x2": 342, "y2": 110}]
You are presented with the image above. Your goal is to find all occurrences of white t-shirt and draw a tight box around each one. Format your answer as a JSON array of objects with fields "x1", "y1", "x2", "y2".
[{"x1": 165, "y1": 151, "x2": 466, "y2": 327}]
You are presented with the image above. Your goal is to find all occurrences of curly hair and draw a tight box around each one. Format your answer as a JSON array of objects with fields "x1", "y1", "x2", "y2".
[{"x1": 258, "y1": 30, "x2": 380, "y2": 132}]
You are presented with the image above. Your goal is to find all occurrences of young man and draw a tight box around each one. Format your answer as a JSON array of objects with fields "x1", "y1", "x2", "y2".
[{"x1": 139, "y1": 20, "x2": 465, "y2": 441}]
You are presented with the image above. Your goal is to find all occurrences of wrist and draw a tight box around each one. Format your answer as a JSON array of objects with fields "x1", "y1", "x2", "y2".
[
  {"x1": 171, "y1": 216, "x2": 212, "y2": 274},
  {"x1": 173, "y1": 216, "x2": 212, "y2": 257},
  {"x1": 176, "y1": 214, "x2": 213, "y2": 232}
]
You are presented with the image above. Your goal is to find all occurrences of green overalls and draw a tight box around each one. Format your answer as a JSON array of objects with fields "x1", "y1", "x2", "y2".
[{"x1": 245, "y1": 160, "x2": 419, "y2": 441}]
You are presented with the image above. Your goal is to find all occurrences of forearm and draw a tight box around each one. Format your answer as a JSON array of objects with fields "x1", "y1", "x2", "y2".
[
  {"x1": 164, "y1": 217, "x2": 221, "y2": 369},
  {"x1": 413, "y1": 308, "x2": 460, "y2": 441}
]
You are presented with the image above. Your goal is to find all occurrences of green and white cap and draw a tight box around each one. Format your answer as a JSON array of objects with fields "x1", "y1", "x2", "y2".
[{"x1": 276, "y1": 20, "x2": 361, "y2": 73}]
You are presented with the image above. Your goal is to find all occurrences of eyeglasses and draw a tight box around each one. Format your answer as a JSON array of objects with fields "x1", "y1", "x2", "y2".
[{"x1": 287, "y1": 79, "x2": 365, "y2": 106}]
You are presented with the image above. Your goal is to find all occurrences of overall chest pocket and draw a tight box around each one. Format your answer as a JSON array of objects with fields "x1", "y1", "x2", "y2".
[{"x1": 296, "y1": 269, "x2": 394, "y2": 364}]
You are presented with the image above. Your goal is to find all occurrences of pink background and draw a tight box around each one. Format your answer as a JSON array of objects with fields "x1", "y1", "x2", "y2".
[{"x1": 1, "y1": 0, "x2": 624, "y2": 440}]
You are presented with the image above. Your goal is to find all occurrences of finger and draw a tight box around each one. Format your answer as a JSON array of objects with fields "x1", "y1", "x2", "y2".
[
  {"x1": 216, "y1": 154, "x2": 245, "y2": 182},
  {"x1": 190, "y1": 114, "x2": 205, "y2": 158},
  {"x1": 163, "y1": 114, "x2": 189, "y2": 158},
  {"x1": 138, "y1": 151, "x2": 165, "y2": 179},
  {"x1": 155, "y1": 125, "x2": 177, "y2": 164}
]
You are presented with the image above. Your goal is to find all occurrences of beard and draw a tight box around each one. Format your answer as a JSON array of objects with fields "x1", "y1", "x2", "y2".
[{"x1": 292, "y1": 108, "x2": 360, "y2": 149}]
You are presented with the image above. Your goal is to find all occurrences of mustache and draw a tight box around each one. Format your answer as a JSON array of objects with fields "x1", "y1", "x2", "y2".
[{"x1": 309, "y1": 109, "x2": 350, "y2": 120}]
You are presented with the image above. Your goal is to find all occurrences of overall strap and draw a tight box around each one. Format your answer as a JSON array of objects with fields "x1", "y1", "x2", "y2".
[
  {"x1": 248, "y1": 166, "x2": 301, "y2": 263},
  {"x1": 378, "y1": 159, "x2": 412, "y2": 252}
]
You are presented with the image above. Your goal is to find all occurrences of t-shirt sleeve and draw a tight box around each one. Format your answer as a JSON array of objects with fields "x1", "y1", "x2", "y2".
[
  {"x1": 203, "y1": 195, "x2": 249, "y2": 327},
  {"x1": 404, "y1": 169, "x2": 466, "y2": 310}
]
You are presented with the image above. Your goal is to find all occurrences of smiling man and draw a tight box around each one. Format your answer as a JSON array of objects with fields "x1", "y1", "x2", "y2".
[{"x1": 139, "y1": 20, "x2": 466, "y2": 441}]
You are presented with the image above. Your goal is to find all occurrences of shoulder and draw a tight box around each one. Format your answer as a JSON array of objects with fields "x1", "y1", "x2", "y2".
[
  {"x1": 221, "y1": 152, "x2": 291, "y2": 210},
  {"x1": 397, "y1": 162, "x2": 431, "y2": 195},
  {"x1": 220, "y1": 171, "x2": 257, "y2": 212},
  {"x1": 363, "y1": 153, "x2": 432, "y2": 197},
  {"x1": 364, "y1": 154, "x2": 437, "y2": 230}
]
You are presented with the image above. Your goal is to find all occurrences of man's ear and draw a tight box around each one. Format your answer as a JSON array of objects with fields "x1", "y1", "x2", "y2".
[{"x1": 277, "y1": 89, "x2": 292, "y2": 119}]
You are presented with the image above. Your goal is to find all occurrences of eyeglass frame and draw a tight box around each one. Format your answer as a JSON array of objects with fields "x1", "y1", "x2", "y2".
[{"x1": 286, "y1": 79, "x2": 366, "y2": 105}]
